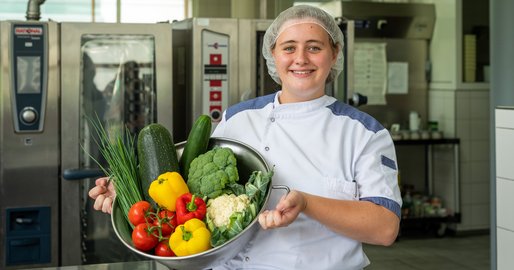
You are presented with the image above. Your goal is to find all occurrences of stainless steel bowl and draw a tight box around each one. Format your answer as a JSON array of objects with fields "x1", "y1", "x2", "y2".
[{"x1": 112, "y1": 137, "x2": 272, "y2": 270}]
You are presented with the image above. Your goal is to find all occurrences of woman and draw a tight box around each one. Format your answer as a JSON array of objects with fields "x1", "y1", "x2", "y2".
[{"x1": 90, "y1": 5, "x2": 401, "y2": 269}]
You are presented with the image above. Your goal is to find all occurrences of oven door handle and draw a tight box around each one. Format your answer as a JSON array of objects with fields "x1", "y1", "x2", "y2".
[{"x1": 63, "y1": 168, "x2": 105, "y2": 180}]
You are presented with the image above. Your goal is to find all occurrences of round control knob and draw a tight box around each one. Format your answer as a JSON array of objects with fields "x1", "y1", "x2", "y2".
[
  {"x1": 20, "y1": 107, "x2": 38, "y2": 124},
  {"x1": 210, "y1": 110, "x2": 221, "y2": 121}
]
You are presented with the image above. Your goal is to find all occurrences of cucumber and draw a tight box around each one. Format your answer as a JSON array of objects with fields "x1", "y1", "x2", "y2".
[
  {"x1": 179, "y1": 115, "x2": 212, "y2": 181},
  {"x1": 137, "y1": 123, "x2": 180, "y2": 201}
]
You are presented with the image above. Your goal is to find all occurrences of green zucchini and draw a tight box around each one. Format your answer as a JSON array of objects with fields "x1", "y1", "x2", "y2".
[
  {"x1": 179, "y1": 115, "x2": 212, "y2": 181},
  {"x1": 137, "y1": 123, "x2": 180, "y2": 201}
]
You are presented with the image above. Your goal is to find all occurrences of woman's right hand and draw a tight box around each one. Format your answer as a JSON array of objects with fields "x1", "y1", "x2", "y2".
[{"x1": 88, "y1": 177, "x2": 116, "y2": 214}]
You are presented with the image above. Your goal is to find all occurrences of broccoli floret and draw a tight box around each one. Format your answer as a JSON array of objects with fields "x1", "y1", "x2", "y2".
[{"x1": 187, "y1": 146, "x2": 239, "y2": 199}]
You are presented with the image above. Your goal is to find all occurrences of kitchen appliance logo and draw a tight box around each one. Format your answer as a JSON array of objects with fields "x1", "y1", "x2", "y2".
[
  {"x1": 14, "y1": 27, "x2": 43, "y2": 35},
  {"x1": 208, "y1": 42, "x2": 227, "y2": 49}
]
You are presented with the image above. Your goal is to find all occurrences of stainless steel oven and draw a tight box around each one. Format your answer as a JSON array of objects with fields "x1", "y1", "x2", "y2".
[
  {"x1": 0, "y1": 20, "x2": 177, "y2": 269},
  {"x1": 238, "y1": 18, "x2": 280, "y2": 99},
  {"x1": 59, "y1": 22, "x2": 174, "y2": 266},
  {"x1": 0, "y1": 20, "x2": 60, "y2": 269},
  {"x1": 172, "y1": 18, "x2": 278, "y2": 134}
]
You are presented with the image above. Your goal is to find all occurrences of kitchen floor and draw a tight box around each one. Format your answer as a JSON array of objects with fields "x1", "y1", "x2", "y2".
[
  {"x1": 29, "y1": 233, "x2": 491, "y2": 270},
  {"x1": 364, "y1": 233, "x2": 490, "y2": 270}
]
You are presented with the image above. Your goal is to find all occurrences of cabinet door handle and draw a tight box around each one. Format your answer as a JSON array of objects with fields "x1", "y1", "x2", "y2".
[
  {"x1": 10, "y1": 238, "x2": 39, "y2": 247},
  {"x1": 15, "y1": 217, "x2": 34, "y2": 224},
  {"x1": 63, "y1": 168, "x2": 105, "y2": 180}
]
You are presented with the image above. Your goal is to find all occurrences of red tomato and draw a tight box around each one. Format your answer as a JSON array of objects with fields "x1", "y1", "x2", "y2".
[
  {"x1": 128, "y1": 201, "x2": 153, "y2": 226},
  {"x1": 153, "y1": 210, "x2": 177, "y2": 236},
  {"x1": 155, "y1": 240, "x2": 175, "y2": 257},
  {"x1": 131, "y1": 223, "x2": 158, "y2": 251}
]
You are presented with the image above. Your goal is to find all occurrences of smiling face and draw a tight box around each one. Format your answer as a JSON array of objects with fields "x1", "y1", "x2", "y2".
[{"x1": 272, "y1": 22, "x2": 338, "y2": 103}]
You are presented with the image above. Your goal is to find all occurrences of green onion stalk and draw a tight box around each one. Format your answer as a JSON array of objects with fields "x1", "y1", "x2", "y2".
[{"x1": 86, "y1": 116, "x2": 144, "y2": 226}]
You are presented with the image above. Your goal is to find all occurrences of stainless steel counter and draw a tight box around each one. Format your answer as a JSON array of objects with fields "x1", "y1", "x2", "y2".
[{"x1": 24, "y1": 261, "x2": 169, "y2": 270}]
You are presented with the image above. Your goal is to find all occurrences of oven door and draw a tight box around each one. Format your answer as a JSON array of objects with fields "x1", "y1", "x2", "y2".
[
  {"x1": 60, "y1": 22, "x2": 173, "y2": 265},
  {"x1": 238, "y1": 19, "x2": 278, "y2": 100}
]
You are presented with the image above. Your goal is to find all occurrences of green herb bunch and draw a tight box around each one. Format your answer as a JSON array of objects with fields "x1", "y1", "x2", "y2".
[{"x1": 87, "y1": 117, "x2": 143, "y2": 225}]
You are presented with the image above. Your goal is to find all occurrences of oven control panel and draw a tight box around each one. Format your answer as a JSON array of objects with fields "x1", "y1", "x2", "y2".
[
  {"x1": 11, "y1": 23, "x2": 47, "y2": 132},
  {"x1": 202, "y1": 30, "x2": 229, "y2": 124}
]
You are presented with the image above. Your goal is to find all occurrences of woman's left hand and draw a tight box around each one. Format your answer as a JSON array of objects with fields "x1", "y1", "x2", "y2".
[{"x1": 258, "y1": 190, "x2": 306, "y2": 229}]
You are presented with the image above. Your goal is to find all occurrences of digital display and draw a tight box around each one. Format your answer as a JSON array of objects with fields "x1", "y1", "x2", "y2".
[{"x1": 17, "y1": 56, "x2": 41, "y2": 94}]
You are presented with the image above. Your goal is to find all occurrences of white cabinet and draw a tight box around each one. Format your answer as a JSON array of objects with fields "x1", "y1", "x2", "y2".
[
  {"x1": 498, "y1": 228, "x2": 514, "y2": 270},
  {"x1": 496, "y1": 107, "x2": 514, "y2": 269}
]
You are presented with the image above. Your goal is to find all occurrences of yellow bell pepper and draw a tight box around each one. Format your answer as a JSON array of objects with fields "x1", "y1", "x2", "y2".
[
  {"x1": 148, "y1": 171, "x2": 189, "y2": 211},
  {"x1": 169, "y1": 218, "x2": 211, "y2": 256}
]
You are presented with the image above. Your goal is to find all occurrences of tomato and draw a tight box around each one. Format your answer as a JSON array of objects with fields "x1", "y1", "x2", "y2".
[
  {"x1": 128, "y1": 201, "x2": 153, "y2": 226},
  {"x1": 155, "y1": 240, "x2": 175, "y2": 257},
  {"x1": 131, "y1": 223, "x2": 158, "y2": 251},
  {"x1": 153, "y1": 210, "x2": 177, "y2": 236}
]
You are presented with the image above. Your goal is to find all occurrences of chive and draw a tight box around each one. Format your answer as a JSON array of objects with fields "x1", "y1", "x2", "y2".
[{"x1": 85, "y1": 116, "x2": 143, "y2": 226}]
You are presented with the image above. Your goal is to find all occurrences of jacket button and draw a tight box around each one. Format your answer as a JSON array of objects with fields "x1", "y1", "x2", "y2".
[
  {"x1": 270, "y1": 117, "x2": 275, "y2": 122},
  {"x1": 264, "y1": 146, "x2": 270, "y2": 151},
  {"x1": 245, "y1": 256, "x2": 250, "y2": 262}
]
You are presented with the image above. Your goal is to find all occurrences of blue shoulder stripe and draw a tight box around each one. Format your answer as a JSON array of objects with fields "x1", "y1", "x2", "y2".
[
  {"x1": 361, "y1": 197, "x2": 401, "y2": 218},
  {"x1": 225, "y1": 93, "x2": 276, "y2": 120},
  {"x1": 381, "y1": 155, "x2": 397, "y2": 170},
  {"x1": 326, "y1": 101, "x2": 384, "y2": 133}
]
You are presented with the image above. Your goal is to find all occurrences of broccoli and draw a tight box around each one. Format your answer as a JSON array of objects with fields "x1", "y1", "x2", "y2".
[{"x1": 187, "y1": 146, "x2": 239, "y2": 199}]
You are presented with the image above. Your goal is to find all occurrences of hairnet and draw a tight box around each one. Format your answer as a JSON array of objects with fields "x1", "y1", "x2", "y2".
[{"x1": 262, "y1": 5, "x2": 345, "y2": 85}]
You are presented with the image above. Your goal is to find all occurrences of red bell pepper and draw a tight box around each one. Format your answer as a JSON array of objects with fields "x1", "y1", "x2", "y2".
[{"x1": 176, "y1": 193, "x2": 207, "y2": 225}]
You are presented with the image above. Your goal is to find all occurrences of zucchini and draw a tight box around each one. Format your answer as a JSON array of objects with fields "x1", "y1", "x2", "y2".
[
  {"x1": 137, "y1": 123, "x2": 180, "y2": 201},
  {"x1": 179, "y1": 115, "x2": 212, "y2": 181}
]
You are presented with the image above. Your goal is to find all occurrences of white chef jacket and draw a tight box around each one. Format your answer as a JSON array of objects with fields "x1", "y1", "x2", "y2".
[{"x1": 211, "y1": 92, "x2": 402, "y2": 270}]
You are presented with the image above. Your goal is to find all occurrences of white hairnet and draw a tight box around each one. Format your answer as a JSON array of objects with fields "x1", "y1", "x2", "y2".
[{"x1": 262, "y1": 5, "x2": 345, "y2": 85}]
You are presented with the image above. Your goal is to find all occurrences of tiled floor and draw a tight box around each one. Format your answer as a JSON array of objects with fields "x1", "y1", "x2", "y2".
[{"x1": 364, "y1": 234, "x2": 490, "y2": 270}]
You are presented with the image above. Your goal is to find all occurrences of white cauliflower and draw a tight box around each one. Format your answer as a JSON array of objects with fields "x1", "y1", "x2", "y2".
[{"x1": 206, "y1": 193, "x2": 250, "y2": 227}]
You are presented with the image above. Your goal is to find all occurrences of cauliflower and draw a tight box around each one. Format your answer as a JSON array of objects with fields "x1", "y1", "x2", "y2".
[
  {"x1": 206, "y1": 170, "x2": 274, "y2": 247},
  {"x1": 187, "y1": 146, "x2": 239, "y2": 199},
  {"x1": 207, "y1": 194, "x2": 250, "y2": 227}
]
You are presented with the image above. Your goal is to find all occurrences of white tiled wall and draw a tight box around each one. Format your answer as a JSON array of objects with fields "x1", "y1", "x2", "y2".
[
  {"x1": 429, "y1": 88, "x2": 491, "y2": 231},
  {"x1": 495, "y1": 108, "x2": 514, "y2": 270},
  {"x1": 428, "y1": 90, "x2": 456, "y2": 137}
]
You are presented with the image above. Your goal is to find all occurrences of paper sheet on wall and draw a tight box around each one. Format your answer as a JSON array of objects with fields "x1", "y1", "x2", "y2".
[
  {"x1": 354, "y1": 42, "x2": 387, "y2": 105},
  {"x1": 387, "y1": 62, "x2": 409, "y2": 94}
]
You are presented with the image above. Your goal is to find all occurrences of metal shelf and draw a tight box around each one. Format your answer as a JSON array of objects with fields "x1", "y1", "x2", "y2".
[{"x1": 394, "y1": 138, "x2": 461, "y2": 235}]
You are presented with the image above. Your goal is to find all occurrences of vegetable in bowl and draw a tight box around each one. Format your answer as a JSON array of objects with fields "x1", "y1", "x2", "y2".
[
  {"x1": 111, "y1": 137, "x2": 275, "y2": 270},
  {"x1": 206, "y1": 170, "x2": 273, "y2": 247},
  {"x1": 207, "y1": 194, "x2": 250, "y2": 228},
  {"x1": 187, "y1": 146, "x2": 239, "y2": 199},
  {"x1": 186, "y1": 145, "x2": 273, "y2": 247}
]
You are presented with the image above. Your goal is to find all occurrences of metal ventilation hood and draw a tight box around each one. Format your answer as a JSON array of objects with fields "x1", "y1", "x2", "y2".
[{"x1": 340, "y1": 1, "x2": 435, "y2": 40}]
